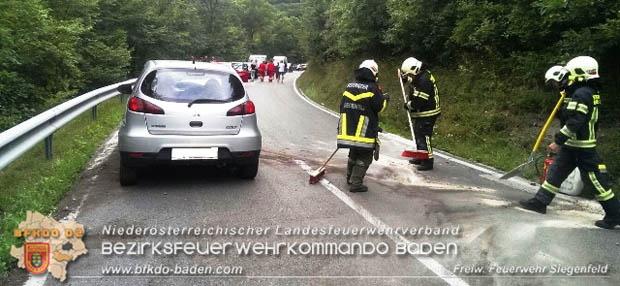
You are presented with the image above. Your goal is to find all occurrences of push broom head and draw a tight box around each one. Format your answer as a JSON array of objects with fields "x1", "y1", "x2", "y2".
[
  {"x1": 401, "y1": 149, "x2": 429, "y2": 160},
  {"x1": 308, "y1": 167, "x2": 326, "y2": 184}
]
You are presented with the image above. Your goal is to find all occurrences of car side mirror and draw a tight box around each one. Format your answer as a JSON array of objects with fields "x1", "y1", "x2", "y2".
[{"x1": 117, "y1": 83, "x2": 133, "y2": 94}]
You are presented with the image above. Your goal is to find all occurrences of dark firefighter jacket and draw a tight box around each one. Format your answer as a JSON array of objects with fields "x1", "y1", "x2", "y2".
[
  {"x1": 405, "y1": 70, "x2": 440, "y2": 118},
  {"x1": 337, "y1": 68, "x2": 387, "y2": 149},
  {"x1": 554, "y1": 82, "x2": 601, "y2": 149}
]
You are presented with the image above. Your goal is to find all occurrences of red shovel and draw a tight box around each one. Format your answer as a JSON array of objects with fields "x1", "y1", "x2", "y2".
[{"x1": 398, "y1": 69, "x2": 429, "y2": 160}]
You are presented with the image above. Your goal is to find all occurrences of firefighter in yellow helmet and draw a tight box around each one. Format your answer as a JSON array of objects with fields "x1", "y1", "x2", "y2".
[
  {"x1": 401, "y1": 57, "x2": 440, "y2": 171},
  {"x1": 520, "y1": 56, "x2": 620, "y2": 229},
  {"x1": 338, "y1": 60, "x2": 388, "y2": 192}
]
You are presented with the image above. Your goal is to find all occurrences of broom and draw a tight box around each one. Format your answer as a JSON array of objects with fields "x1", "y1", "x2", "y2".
[
  {"x1": 309, "y1": 148, "x2": 339, "y2": 184},
  {"x1": 398, "y1": 69, "x2": 429, "y2": 160}
]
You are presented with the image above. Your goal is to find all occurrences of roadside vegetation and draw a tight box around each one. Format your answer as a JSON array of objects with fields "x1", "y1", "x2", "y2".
[{"x1": 0, "y1": 99, "x2": 125, "y2": 274}]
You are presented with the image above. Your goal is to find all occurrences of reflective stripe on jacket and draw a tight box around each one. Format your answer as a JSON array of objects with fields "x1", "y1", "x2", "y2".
[
  {"x1": 555, "y1": 84, "x2": 600, "y2": 149},
  {"x1": 337, "y1": 68, "x2": 387, "y2": 149},
  {"x1": 406, "y1": 70, "x2": 440, "y2": 118}
]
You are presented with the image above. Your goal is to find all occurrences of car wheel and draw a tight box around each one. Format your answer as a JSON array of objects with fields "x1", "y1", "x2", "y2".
[
  {"x1": 120, "y1": 161, "x2": 138, "y2": 186},
  {"x1": 238, "y1": 159, "x2": 259, "y2": 180}
]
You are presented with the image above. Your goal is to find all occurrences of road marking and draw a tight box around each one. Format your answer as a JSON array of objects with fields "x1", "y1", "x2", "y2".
[
  {"x1": 295, "y1": 159, "x2": 469, "y2": 286},
  {"x1": 23, "y1": 275, "x2": 45, "y2": 286},
  {"x1": 86, "y1": 131, "x2": 118, "y2": 171}
]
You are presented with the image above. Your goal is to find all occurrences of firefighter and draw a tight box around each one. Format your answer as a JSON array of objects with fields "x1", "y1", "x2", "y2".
[
  {"x1": 400, "y1": 57, "x2": 440, "y2": 171},
  {"x1": 338, "y1": 60, "x2": 388, "y2": 193},
  {"x1": 520, "y1": 56, "x2": 620, "y2": 229}
]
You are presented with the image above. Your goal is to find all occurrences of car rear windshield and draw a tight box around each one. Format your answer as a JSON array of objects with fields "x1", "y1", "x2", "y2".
[{"x1": 140, "y1": 69, "x2": 245, "y2": 103}]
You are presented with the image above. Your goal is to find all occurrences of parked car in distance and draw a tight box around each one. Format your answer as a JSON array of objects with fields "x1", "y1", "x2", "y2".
[
  {"x1": 231, "y1": 62, "x2": 249, "y2": 82},
  {"x1": 296, "y1": 63, "x2": 307, "y2": 71},
  {"x1": 116, "y1": 60, "x2": 262, "y2": 185}
]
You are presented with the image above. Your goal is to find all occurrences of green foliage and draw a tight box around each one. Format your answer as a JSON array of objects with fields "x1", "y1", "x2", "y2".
[
  {"x1": 324, "y1": 0, "x2": 389, "y2": 58},
  {"x1": 0, "y1": 99, "x2": 125, "y2": 274}
]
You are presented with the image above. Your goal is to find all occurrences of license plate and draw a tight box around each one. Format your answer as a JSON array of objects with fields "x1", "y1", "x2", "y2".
[{"x1": 171, "y1": 148, "x2": 218, "y2": 160}]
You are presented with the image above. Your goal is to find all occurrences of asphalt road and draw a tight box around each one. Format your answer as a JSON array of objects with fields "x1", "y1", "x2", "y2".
[{"x1": 5, "y1": 72, "x2": 619, "y2": 286}]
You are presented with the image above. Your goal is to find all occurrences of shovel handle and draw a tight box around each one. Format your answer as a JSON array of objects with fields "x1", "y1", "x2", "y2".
[
  {"x1": 532, "y1": 91, "x2": 566, "y2": 152},
  {"x1": 398, "y1": 69, "x2": 417, "y2": 148}
]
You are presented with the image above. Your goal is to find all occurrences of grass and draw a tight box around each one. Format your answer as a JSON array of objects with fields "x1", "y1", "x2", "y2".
[
  {"x1": 298, "y1": 58, "x2": 619, "y2": 198},
  {"x1": 0, "y1": 97, "x2": 126, "y2": 274}
]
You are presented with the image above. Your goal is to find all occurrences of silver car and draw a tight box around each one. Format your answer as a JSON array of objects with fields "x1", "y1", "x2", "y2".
[{"x1": 116, "y1": 60, "x2": 262, "y2": 185}]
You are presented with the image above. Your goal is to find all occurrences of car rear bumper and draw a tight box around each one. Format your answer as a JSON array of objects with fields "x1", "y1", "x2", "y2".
[
  {"x1": 120, "y1": 149, "x2": 260, "y2": 168},
  {"x1": 119, "y1": 116, "x2": 262, "y2": 154}
]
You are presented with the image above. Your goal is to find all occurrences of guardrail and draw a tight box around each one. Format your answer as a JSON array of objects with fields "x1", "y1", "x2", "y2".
[{"x1": 0, "y1": 78, "x2": 137, "y2": 171}]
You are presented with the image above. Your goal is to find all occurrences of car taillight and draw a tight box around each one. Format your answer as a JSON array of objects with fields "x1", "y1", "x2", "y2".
[
  {"x1": 128, "y1": 97, "x2": 164, "y2": 114},
  {"x1": 227, "y1": 101, "x2": 255, "y2": 116}
]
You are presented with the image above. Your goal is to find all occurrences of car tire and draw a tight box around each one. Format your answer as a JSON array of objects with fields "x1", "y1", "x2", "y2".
[
  {"x1": 238, "y1": 159, "x2": 259, "y2": 180},
  {"x1": 120, "y1": 162, "x2": 138, "y2": 186}
]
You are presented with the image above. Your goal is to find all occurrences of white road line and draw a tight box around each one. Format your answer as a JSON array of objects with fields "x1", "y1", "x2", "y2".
[
  {"x1": 23, "y1": 275, "x2": 46, "y2": 286},
  {"x1": 295, "y1": 159, "x2": 469, "y2": 286}
]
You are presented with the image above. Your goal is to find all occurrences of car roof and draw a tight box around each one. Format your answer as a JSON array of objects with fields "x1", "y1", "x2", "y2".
[{"x1": 145, "y1": 60, "x2": 237, "y2": 75}]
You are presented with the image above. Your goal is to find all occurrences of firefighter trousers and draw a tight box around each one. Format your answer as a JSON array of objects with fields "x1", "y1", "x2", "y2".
[
  {"x1": 536, "y1": 147, "x2": 615, "y2": 205},
  {"x1": 347, "y1": 148, "x2": 374, "y2": 186},
  {"x1": 414, "y1": 115, "x2": 438, "y2": 159}
]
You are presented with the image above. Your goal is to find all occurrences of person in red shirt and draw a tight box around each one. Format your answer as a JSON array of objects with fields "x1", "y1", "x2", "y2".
[
  {"x1": 267, "y1": 60, "x2": 276, "y2": 83},
  {"x1": 258, "y1": 61, "x2": 267, "y2": 82}
]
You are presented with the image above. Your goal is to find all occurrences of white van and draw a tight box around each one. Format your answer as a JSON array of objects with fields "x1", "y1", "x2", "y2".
[
  {"x1": 248, "y1": 55, "x2": 267, "y2": 64},
  {"x1": 273, "y1": 56, "x2": 288, "y2": 65}
]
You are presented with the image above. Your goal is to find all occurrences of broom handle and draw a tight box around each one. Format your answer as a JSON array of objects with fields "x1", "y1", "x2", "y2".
[
  {"x1": 398, "y1": 69, "x2": 417, "y2": 148},
  {"x1": 532, "y1": 91, "x2": 566, "y2": 153},
  {"x1": 320, "y1": 148, "x2": 339, "y2": 169}
]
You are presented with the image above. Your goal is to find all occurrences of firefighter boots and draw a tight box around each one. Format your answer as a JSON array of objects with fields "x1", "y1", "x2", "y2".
[
  {"x1": 595, "y1": 198, "x2": 620, "y2": 229},
  {"x1": 519, "y1": 197, "x2": 547, "y2": 214},
  {"x1": 417, "y1": 158, "x2": 434, "y2": 171}
]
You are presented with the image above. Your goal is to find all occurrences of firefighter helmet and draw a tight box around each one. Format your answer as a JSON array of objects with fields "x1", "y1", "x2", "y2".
[
  {"x1": 401, "y1": 57, "x2": 423, "y2": 76},
  {"x1": 544, "y1": 65, "x2": 567, "y2": 84},
  {"x1": 359, "y1": 60, "x2": 379, "y2": 77},
  {"x1": 565, "y1": 56, "x2": 599, "y2": 82}
]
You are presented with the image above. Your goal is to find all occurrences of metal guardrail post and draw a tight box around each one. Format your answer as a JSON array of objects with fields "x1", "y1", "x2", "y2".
[
  {"x1": 45, "y1": 134, "x2": 53, "y2": 159},
  {"x1": 92, "y1": 105, "x2": 98, "y2": 120}
]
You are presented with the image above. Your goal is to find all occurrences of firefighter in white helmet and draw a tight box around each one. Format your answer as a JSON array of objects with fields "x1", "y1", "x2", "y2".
[
  {"x1": 520, "y1": 56, "x2": 620, "y2": 229},
  {"x1": 401, "y1": 57, "x2": 440, "y2": 171},
  {"x1": 338, "y1": 59, "x2": 388, "y2": 192}
]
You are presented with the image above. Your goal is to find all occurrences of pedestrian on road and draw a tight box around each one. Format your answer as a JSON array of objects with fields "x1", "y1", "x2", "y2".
[
  {"x1": 519, "y1": 56, "x2": 620, "y2": 229},
  {"x1": 278, "y1": 60, "x2": 286, "y2": 83},
  {"x1": 401, "y1": 57, "x2": 441, "y2": 171},
  {"x1": 258, "y1": 61, "x2": 266, "y2": 82},
  {"x1": 250, "y1": 60, "x2": 257, "y2": 82},
  {"x1": 267, "y1": 60, "x2": 276, "y2": 83},
  {"x1": 338, "y1": 60, "x2": 388, "y2": 193}
]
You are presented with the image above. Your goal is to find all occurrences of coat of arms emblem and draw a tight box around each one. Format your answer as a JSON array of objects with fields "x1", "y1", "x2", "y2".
[{"x1": 24, "y1": 242, "x2": 50, "y2": 274}]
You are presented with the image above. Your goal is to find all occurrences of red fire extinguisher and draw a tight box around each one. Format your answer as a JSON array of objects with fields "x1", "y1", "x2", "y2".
[{"x1": 539, "y1": 154, "x2": 556, "y2": 184}]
